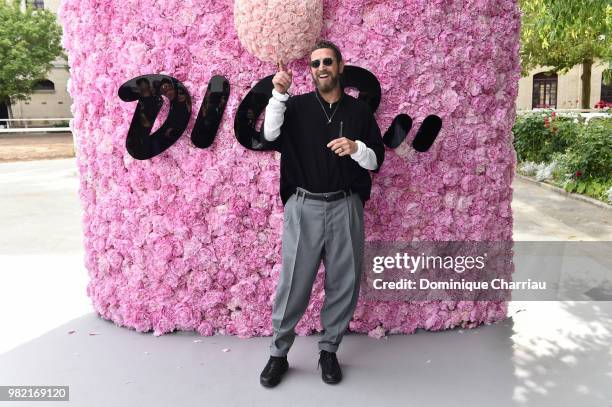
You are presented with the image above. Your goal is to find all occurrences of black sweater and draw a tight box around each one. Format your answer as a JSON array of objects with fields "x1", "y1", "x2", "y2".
[{"x1": 276, "y1": 89, "x2": 385, "y2": 206}]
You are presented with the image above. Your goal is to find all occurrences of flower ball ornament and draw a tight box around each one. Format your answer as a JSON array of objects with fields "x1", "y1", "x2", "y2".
[
  {"x1": 58, "y1": 0, "x2": 520, "y2": 338},
  {"x1": 234, "y1": 0, "x2": 323, "y2": 62}
]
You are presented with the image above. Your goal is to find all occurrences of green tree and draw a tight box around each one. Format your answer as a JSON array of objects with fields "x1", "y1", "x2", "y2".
[
  {"x1": 0, "y1": 0, "x2": 64, "y2": 115},
  {"x1": 519, "y1": 0, "x2": 612, "y2": 109}
]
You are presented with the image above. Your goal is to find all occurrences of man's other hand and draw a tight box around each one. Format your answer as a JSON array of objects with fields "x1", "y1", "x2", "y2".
[{"x1": 327, "y1": 138, "x2": 357, "y2": 156}]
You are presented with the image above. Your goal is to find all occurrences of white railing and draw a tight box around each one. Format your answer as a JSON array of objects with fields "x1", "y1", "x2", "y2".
[
  {"x1": 516, "y1": 109, "x2": 611, "y2": 122},
  {"x1": 0, "y1": 118, "x2": 72, "y2": 134},
  {"x1": 517, "y1": 108, "x2": 610, "y2": 113}
]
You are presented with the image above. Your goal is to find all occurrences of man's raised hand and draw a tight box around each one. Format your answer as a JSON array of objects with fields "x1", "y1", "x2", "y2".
[{"x1": 272, "y1": 60, "x2": 293, "y2": 94}]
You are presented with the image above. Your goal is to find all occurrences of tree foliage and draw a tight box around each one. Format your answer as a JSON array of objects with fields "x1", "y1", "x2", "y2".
[
  {"x1": 520, "y1": 0, "x2": 611, "y2": 73},
  {"x1": 0, "y1": 0, "x2": 64, "y2": 104},
  {"x1": 519, "y1": 0, "x2": 612, "y2": 107}
]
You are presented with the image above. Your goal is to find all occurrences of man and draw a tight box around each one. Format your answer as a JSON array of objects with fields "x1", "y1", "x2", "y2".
[{"x1": 259, "y1": 40, "x2": 385, "y2": 387}]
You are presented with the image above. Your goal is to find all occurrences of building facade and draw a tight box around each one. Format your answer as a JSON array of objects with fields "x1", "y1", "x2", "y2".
[
  {"x1": 5, "y1": 1, "x2": 610, "y2": 125},
  {"x1": 515, "y1": 59, "x2": 611, "y2": 110},
  {"x1": 8, "y1": 0, "x2": 72, "y2": 125}
]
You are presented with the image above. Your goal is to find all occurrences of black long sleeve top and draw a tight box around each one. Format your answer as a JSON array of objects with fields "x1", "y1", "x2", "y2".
[{"x1": 275, "y1": 89, "x2": 385, "y2": 206}]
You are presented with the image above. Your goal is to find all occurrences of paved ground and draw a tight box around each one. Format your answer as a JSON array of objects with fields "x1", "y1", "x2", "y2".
[
  {"x1": 0, "y1": 133, "x2": 74, "y2": 162},
  {"x1": 512, "y1": 175, "x2": 612, "y2": 241},
  {"x1": 0, "y1": 159, "x2": 610, "y2": 406}
]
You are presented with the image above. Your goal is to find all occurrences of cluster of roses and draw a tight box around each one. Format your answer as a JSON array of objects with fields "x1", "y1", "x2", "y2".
[
  {"x1": 594, "y1": 100, "x2": 612, "y2": 109},
  {"x1": 59, "y1": 0, "x2": 519, "y2": 338},
  {"x1": 543, "y1": 110, "x2": 557, "y2": 133}
]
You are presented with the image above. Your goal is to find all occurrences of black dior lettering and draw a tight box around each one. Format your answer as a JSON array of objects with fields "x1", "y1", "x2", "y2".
[
  {"x1": 118, "y1": 74, "x2": 191, "y2": 160},
  {"x1": 191, "y1": 75, "x2": 230, "y2": 149},
  {"x1": 412, "y1": 115, "x2": 442, "y2": 152},
  {"x1": 340, "y1": 65, "x2": 382, "y2": 112},
  {"x1": 340, "y1": 66, "x2": 441, "y2": 152},
  {"x1": 234, "y1": 75, "x2": 280, "y2": 152},
  {"x1": 119, "y1": 67, "x2": 442, "y2": 159},
  {"x1": 383, "y1": 113, "x2": 441, "y2": 152},
  {"x1": 384, "y1": 114, "x2": 412, "y2": 148},
  {"x1": 235, "y1": 66, "x2": 386, "y2": 152}
]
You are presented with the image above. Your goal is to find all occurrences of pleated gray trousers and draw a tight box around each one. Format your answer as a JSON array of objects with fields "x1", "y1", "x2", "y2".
[{"x1": 269, "y1": 187, "x2": 365, "y2": 357}]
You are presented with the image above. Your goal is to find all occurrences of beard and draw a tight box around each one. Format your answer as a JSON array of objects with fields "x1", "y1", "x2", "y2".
[{"x1": 312, "y1": 71, "x2": 339, "y2": 93}]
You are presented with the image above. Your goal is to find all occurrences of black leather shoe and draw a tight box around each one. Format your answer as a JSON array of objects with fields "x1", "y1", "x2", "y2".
[
  {"x1": 260, "y1": 356, "x2": 289, "y2": 388},
  {"x1": 317, "y1": 350, "x2": 342, "y2": 384}
]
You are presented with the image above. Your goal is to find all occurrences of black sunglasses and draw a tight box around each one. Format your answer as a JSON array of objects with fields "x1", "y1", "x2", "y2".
[{"x1": 310, "y1": 57, "x2": 334, "y2": 69}]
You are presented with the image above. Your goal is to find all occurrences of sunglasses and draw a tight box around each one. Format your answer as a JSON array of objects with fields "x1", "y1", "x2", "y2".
[{"x1": 310, "y1": 57, "x2": 334, "y2": 69}]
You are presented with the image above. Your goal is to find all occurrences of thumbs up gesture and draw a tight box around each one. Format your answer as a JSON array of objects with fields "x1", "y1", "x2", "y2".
[{"x1": 272, "y1": 60, "x2": 293, "y2": 94}]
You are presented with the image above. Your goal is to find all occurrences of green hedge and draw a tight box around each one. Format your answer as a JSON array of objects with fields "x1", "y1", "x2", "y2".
[
  {"x1": 554, "y1": 118, "x2": 611, "y2": 178},
  {"x1": 513, "y1": 113, "x2": 612, "y2": 203},
  {"x1": 553, "y1": 118, "x2": 612, "y2": 200},
  {"x1": 512, "y1": 111, "x2": 582, "y2": 162}
]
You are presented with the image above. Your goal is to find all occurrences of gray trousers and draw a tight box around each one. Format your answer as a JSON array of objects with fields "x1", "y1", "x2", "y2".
[{"x1": 269, "y1": 187, "x2": 365, "y2": 357}]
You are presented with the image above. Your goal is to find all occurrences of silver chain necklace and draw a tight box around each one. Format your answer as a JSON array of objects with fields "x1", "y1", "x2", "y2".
[{"x1": 314, "y1": 92, "x2": 341, "y2": 124}]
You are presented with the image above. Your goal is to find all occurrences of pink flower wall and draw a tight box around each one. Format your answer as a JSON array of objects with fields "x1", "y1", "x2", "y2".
[{"x1": 59, "y1": 0, "x2": 520, "y2": 337}]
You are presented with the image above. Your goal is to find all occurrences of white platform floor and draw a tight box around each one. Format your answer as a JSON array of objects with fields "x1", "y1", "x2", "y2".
[{"x1": 1, "y1": 159, "x2": 611, "y2": 406}]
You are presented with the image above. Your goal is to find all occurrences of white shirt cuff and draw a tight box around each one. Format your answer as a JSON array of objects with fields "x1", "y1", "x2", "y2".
[
  {"x1": 350, "y1": 140, "x2": 365, "y2": 160},
  {"x1": 272, "y1": 89, "x2": 289, "y2": 102},
  {"x1": 350, "y1": 140, "x2": 378, "y2": 170}
]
